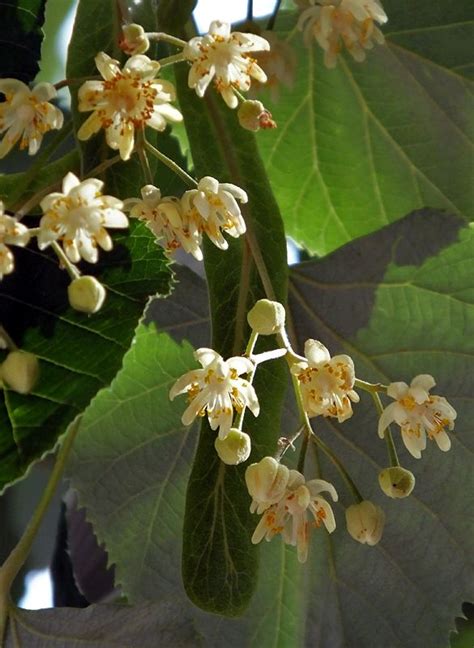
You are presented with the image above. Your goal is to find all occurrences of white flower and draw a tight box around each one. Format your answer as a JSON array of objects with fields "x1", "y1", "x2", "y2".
[
  {"x1": 184, "y1": 20, "x2": 270, "y2": 108},
  {"x1": 0, "y1": 203, "x2": 30, "y2": 279},
  {"x1": 297, "y1": 0, "x2": 388, "y2": 68},
  {"x1": 378, "y1": 375, "x2": 456, "y2": 458},
  {"x1": 169, "y1": 348, "x2": 259, "y2": 439},
  {"x1": 120, "y1": 23, "x2": 150, "y2": 55},
  {"x1": 127, "y1": 185, "x2": 203, "y2": 260},
  {"x1": 0, "y1": 80, "x2": 63, "y2": 158},
  {"x1": 37, "y1": 172, "x2": 129, "y2": 264},
  {"x1": 251, "y1": 467, "x2": 338, "y2": 563},
  {"x1": 291, "y1": 339, "x2": 359, "y2": 422},
  {"x1": 77, "y1": 52, "x2": 182, "y2": 160},
  {"x1": 181, "y1": 176, "x2": 247, "y2": 251},
  {"x1": 345, "y1": 500, "x2": 385, "y2": 545},
  {"x1": 214, "y1": 428, "x2": 252, "y2": 465}
]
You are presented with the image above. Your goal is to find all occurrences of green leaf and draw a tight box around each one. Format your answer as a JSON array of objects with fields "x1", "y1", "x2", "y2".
[
  {"x1": 69, "y1": 210, "x2": 474, "y2": 646},
  {"x1": 0, "y1": 0, "x2": 46, "y2": 82},
  {"x1": 257, "y1": 0, "x2": 473, "y2": 255},
  {"x1": 0, "y1": 219, "x2": 171, "y2": 493},
  {"x1": 4, "y1": 601, "x2": 198, "y2": 647},
  {"x1": 174, "y1": 65, "x2": 289, "y2": 614}
]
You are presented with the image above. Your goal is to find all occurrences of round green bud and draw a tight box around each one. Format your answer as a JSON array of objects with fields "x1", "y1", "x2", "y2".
[
  {"x1": 378, "y1": 466, "x2": 415, "y2": 499},
  {"x1": 247, "y1": 299, "x2": 286, "y2": 335},
  {"x1": 1, "y1": 350, "x2": 39, "y2": 394},
  {"x1": 214, "y1": 428, "x2": 252, "y2": 465},
  {"x1": 68, "y1": 276, "x2": 106, "y2": 314}
]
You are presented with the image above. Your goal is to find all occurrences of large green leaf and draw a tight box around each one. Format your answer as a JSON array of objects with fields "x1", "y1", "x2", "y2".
[
  {"x1": 4, "y1": 601, "x2": 197, "y2": 647},
  {"x1": 0, "y1": 0, "x2": 46, "y2": 83},
  {"x1": 256, "y1": 0, "x2": 473, "y2": 255},
  {"x1": 67, "y1": 209, "x2": 474, "y2": 647}
]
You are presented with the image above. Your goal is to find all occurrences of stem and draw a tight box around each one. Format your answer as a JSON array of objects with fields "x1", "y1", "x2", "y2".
[
  {"x1": 371, "y1": 391, "x2": 400, "y2": 467},
  {"x1": 291, "y1": 372, "x2": 363, "y2": 501},
  {"x1": 297, "y1": 433, "x2": 308, "y2": 473},
  {"x1": 0, "y1": 420, "x2": 80, "y2": 645},
  {"x1": 251, "y1": 347, "x2": 287, "y2": 365},
  {"x1": 54, "y1": 76, "x2": 101, "y2": 90},
  {"x1": 233, "y1": 331, "x2": 259, "y2": 431},
  {"x1": 310, "y1": 433, "x2": 363, "y2": 502},
  {"x1": 276, "y1": 328, "x2": 306, "y2": 363},
  {"x1": 146, "y1": 32, "x2": 187, "y2": 49},
  {"x1": 136, "y1": 132, "x2": 154, "y2": 185},
  {"x1": 51, "y1": 241, "x2": 80, "y2": 280},
  {"x1": 247, "y1": 0, "x2": 254, "y2": 21},
  {"x1": 266, "y1": 0, "x2": 282, "y2": 30},
  {"x1": 158, "y1": 53, "x2": 186, "y2": 68},
  {"x1": 86, "y1": 153, "x2": 123, "y2": 179},
  {"x1": 144, "y1": 140, "x2": 197, "y2": 187},
  {"x1": 354, "y1": 378, "x2": 387, "y2": 393}
]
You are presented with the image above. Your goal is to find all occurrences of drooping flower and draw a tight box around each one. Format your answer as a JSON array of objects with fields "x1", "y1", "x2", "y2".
[
  {"x1": 214, "y1": 428, "x2": 252, "y2": 465},
  {"x1": 345, "y1": 500, "x2": 384, "y2": 545},
  {"x1": 37, "y1": 172, "x2": 129, "y2": 264},
  {"x1": 0, "y1": 350, "x2": 39, "y2": 395},
  {"x1": 77, "y1": 52, "x2": 182, "y2": 160},
  {"x1": 0, "y1": 203, "x2": 30, "y2": 279},
  {"x1": 250, "y1": 467, "x2": 338, "y2": 563},
  {"x1": 378, "y1": 375, "x2": 456, "y2": 458},
  {"x1": 237, "y1": 100, "x2": 277, "y2": 132},
  {"x1": 169, "y1": 348, "x2": 259, "y2": 439},
  {"x1": 127, "y1": 185, "x2": 203, "y2": 260},
  {"x1": 291, "y1": 339, "x2": 359, "y2": 422},
  {"x1": 297, "y1": 0, "x2": 388, "y2": 69},
  {"x1": 0, "y1": 80, "x2": 63, "y2": 158},
  {"x1": 183, "y1": 20, "x2": 270, "y2": 108},
  {"x1": 181, "y1": 176, "x2": 247, "y2": 250}
]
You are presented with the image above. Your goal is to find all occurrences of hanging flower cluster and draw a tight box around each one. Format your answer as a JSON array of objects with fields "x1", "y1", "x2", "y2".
[
  {"x1": 170, "y1": 297, "x2": 457, "y2": 563},
  {"x1": 297, "y1": 0, "x2": 388, "y2": 68}
]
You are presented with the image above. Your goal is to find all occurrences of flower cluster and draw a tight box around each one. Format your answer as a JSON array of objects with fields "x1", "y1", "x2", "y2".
[
  {"x1": 246, "y1": 457, "x2": 338, "y2": 563},
  {"x1": 297, "y1": 0, "x2": 388, "y2": 68},
  {"x1": 184, "y1": 21, "x2": 270, "y2": 108},
  {"x1": 128, "y1": 176, "x2": 248, "y2": 259},
  {"x1": 291, "y1": 339, "x2": 359, "y2": 422}
]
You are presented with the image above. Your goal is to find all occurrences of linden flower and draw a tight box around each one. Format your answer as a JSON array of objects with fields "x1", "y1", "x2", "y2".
[
  {"x1": 291, "y1": 339, "x2": 359, "y2": 422},
  {"x1": 297, "y1": 0, "x2": 388, "y2": 69},
  {"x1": 252, "y1": 31, "x2": 296, "y2": 101},
  {"x1": 169, "y1": 348, "x2": 259, "y2": 439},
  {"x1": 378, "y1": 375, "x2": 457, "y2": 458},
  {"x1": 181, "y1": 176, "x2": 247, "y2": 250},
  {"x1": 0, "y1": 80, "x2": 63, "y2": 158},
  {"x1": 184, "y1": 20, "x2": 270, "y2": 108},
  {"x1": 120, "y1": 23, "x2": 150, "y2": 55},
  {"x1": 37, "y1": 172, "x2": 129, "y2": 264},
  {"x1": 245, "y1": 457, "x2": 290, "y2": 514},
  {"x1": 127, "y1": 185, "x2": 203, "y2": 260},
  {"x1": 77, "y1": 52, "x2": 183, "y2": 160},
  {"x1": 0, "y1": 203, "x2": 30, "y2": 279},
  {"x1": 251, "y1": 468, "x2": 338, "y2": 563}
]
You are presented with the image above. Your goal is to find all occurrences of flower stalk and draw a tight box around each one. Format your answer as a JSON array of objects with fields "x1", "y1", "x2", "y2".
[{"x1": 371, "y1": 391, "x2": 400, "y2": 467}]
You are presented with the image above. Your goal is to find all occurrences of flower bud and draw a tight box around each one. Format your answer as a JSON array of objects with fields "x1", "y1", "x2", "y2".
[
  {"x1": 68, "y1": 276, "x2": 106, "y2": 314},
  {"x1": 378, "y1": 466, "x2": 415, "y2": 499},
  {"x1": 247, "y1": 299, "x2": 286, "y2": 335},
  {"x1": 1, "y1": 350, "x2": 39, "y2": 394},
  {"x1": 237, "y1": 100, "x2": 277, "y2": 132},
  {"x1": 120, "y1": 23, "x2": 150, "y2": 55},
  {"x1": 214, "y1": 428, "x2": 251, "y2": 465},
  {"x1": 345, "y1": 500, "x2": 385, "y2": 546},
  {"x1": 245, "y1": 456, "x2": 289, "y2": 513}
]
